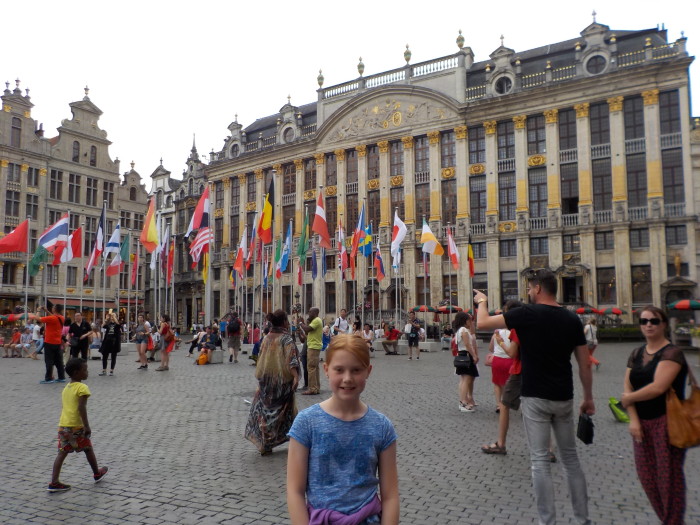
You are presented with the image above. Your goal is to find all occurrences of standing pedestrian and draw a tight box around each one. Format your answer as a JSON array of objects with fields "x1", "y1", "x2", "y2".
[
  {"x1": 226, "y1": 312, "x2": 242, "y2": 363},
  {"x1": 132, "y1": 314, "x2": 151, "y2": 370},
  {"x1": 332, "y1": 309, "x2": 350, "y2": 335},
  {"x1": 298, "y1": 307, "x2": 323, "y2": 396},
  {"x1": 584, "y1": 318, "x2": 600, "y2": 369},
  {"x1": 88, "y1": 323, "x2": 101, "y2": 361},
  {"x1": 32, "y1": 320, "x2": 44, "y2": 355},
  {"x1": 156, "y1": 314, "x2": 175, "y2": 371},
  {"x1": 406, "y1": 311, "x2": 421, "y2": 360},
  {"x1": 33, "y1": 305, "x2": 67, "y2": 384},
  {"x1": 68, "y1": 312, "x2": 91, "y2": 360},
  {"x1": 98, "y1": 313, "x2": 121, "y2": 376},
  {"x1": 475, "y1": 269, "x2": 594, "y2": 525},
  {"x1": 454, "y1": 312, "x2": 479, "y2": 412}
]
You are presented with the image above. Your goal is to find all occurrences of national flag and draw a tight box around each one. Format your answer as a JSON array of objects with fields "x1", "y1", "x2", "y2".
[
  {"x1": 311, "y1": 241, "x2": 318, "y2": 280},
  {"x1": 274, "y1": 237, "x2": 282, "y2": 279},
  {"x1": 420, "y1": 219, "x2": 444, "y2": 256},
  {"x1": 166, "y1": 239, "x2": 174, "y2": 286},
  {"x1": 159, "y1": 224, "x2": 170, "y2": 272},
  {"x1": 233, "y1": 224, "x2": 248, "y2": 277},
  {"x1": 85, "y1": 206, "x2": 106, "y2": 280},
  {"x1": 202, "y1": 250, "x2": 209, "y2": 284},
  {"x1": 349, "y1": 252, "x2": 356, "y2": 280},
  {"x1": 263, "y1": 250, "x2": 269, "y2": 288},
  {"x1": 337, "y1": 221, "x2": 348, "y2": 278},
  {"x1": 189, "y1": 227, "x2": 214, "y2": 268},
  {"x1": 229, "y1": 266, "x2": 236, "y2": 289},
  {"x1": 297, "y1": 260, "x2": 303, "y2": 285},
  {"x1": 359, "y1": 224, "x2": 372, "y2": 257},
  {"x1": 53, "y1": 227, "x2": 82, "y2": 265},
  {"x1": 0, "y1": 219, "x2": 29, "y2": 254},
  {"x1": 350, "y1": 202, "x2": 366, "y2": 258},
  {"x1": 246, "y1": 215, "x2": 257, "y2": 270},
  {"x1": 106, "y1": 234, "x2": 130, "y2": 277},
  {"x1": 392, "y1": 249, "x2": 401, "y2": 271},
  {"x1": 447, "y1": 227, "x2": 460, "y2": 270},
  {"x1": 279, "y1": 222, "x2": 292, "y2": 274},
  {"x1": 140, "y1": 197, "x2": 158, "y2": 253},
  {"x1": 258, "y1": 179, "x2": 274, "y2": 245},
  {"x1": 297, "y1": 209, "x2": 309, "y2": 260},
  {"x1": 28, "y1": 246, "x2": 50, "y2": 277},
  {"x1": 38, "y1": 213, "x2": 69, "y2": 252},
  {"x1": 185, "y1": 185, "x2": 211, "y2": 237},
  {"x1": 312, "y1": 192, "x2": 331, "y2": 249},
  {"x1": 150, "y1": 215, "x2": 163, "y2": 270},
  {"x1": 467, "y1": 234, "x2": 475, "y2": 278},
  {"x1": 131, "y1": 252, "x2": 139, "y2": 287},
  {"x1": 390, "y1": 210, "x2": 407, "y2": 258},
  {"x1": 105, "y1": 222, "x2": 121, "y2": 255},
  {"x1": 374, "y1": 245, "x2": 385, "y2": 282},
  {"x1": 321, "y1": 247, "x2": 327, "y2": 277}
]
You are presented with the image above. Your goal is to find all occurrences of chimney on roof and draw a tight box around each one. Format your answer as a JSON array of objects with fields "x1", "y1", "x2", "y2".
[{"x1": 35, "y1": 123, "x2": 44, "y2": 138}]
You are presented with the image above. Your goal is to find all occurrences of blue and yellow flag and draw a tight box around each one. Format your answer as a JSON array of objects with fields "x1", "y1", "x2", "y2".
[{"x1": 359, "y1": 223, "x2": 373, "y2": 257}]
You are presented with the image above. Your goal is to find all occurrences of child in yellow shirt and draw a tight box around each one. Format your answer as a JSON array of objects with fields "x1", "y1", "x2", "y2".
[{"x1": 48, "y1": 358, "x2": 108, "y2": 492}]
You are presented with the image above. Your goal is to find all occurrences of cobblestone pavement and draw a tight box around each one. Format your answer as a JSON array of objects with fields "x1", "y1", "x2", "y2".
[{"x1": 1, "y1": 340, "x2": 698, "y2": 524}]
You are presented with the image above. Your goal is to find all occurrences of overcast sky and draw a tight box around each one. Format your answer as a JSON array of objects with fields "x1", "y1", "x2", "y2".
[{"x1": 5, "y1": 1, "x2": 697, "y2": 190}]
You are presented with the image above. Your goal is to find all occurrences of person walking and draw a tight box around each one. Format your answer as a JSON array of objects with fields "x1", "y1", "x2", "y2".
[
  {"x1": 226, "y1": 312, "x2": 242, "y2": 363},
  {"x1": 621, "y1": 306, "x2": 689, "y2": 525},
  {"x1": 98, "y1": 313, "x2": 121, "y2": 376},
  {"x1": 475, "y1": 269, "x2": 594, "y2": 525},
  {"x1": 332, "y1": 309, "x2": 350, "y2": 335},
  {"x1": 68, "y1": 312, "x2": 91, "y2": 360},
  {"x1": 454, "y1": 312, "x2": 479, "y2": 412},
  {"x1": 298, "y1": 307, "x2": 323, "y2": 396},
  {"x1": 88, "y1": 323, "x2": 101, "y2": 361},
  {"x1": 156, "y1": 314, "x2": 175, "y2": 371},
  {"x1": 584, "y1": 318, "x2": 600, "y2": 369},
  {"x1": 33, "y1": 305, "x2": 67, "y2": 384},
  {"x1": 406, "y1": 311, "x2": 421, "y2": 360},
  {"x1": 132, "y1": 314, "x2": 151, "y2": 370}
]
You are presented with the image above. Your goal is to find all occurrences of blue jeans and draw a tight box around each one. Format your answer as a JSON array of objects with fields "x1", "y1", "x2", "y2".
[{"x1": 521, "y1": 397, "x2": 590, "y2": 525}]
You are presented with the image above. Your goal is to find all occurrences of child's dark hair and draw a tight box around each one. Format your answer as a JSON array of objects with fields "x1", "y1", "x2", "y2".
[{"x1": 65, "y1": 358, "x2": 86, "y2": 378}]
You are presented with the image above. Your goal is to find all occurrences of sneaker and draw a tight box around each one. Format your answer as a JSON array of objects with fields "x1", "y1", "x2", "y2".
[
  {"x1": 108, "y1": 371, "x2": 114, "y2": 376},
  {"x1": 93, "y1": 466, "x2": 109, "y2": 483},
  {"x1": 234, "y1": 359, "x2": 238, "y2": 363},
  {"x1": 98, "y1": 371, "x2": 107, "y2": 376},
  {"x1": 137, "y1": 365, "x2": 148, "y2": 370},
  {"x1": 47, "y1": 481, "x2": 71, "y2": 492},
  {"x1": 55, "y1": 379, "x2": 66, "y2": 383},
  {"x1": 40, "y1": 379, "x2": 56, "y2": 384}
]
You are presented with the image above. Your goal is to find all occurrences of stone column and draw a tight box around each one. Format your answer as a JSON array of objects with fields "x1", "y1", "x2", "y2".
[
  {"x1": 378, "y1": 141, "x2": 392, "y2": 231},
  {"x1": 483, "y1": 121, "x2": 498, "y2": 234},
  {"x1": 427, "y1": 130, "x2": 441, "y2": 222},
  {"x1": 334, "y1": 149, "x2": 346, "y2": 311},
  {"x1": 313, "y1": 154, "x2": 326, "y2": 312},
  {"x1": 544, "y1": 109, "x2": 563, "y2": 270},
  {"x1": 608, "y1": 96, "x2": 627, "y2": 221},
  {"x1": 401, "y1": 136, "x2": 415, "y2": 225},
  {"x1": 355, "y1": 145, "x2": 368, "y2": 298},
  {"x1": 574, "y1": 103, "x2": 596, "y2": 305},
  {"x1": 454, "y1": 126, "x2": 469, "y2": 234},
  {"x1": 293, "y1": 159, "x2": 304, "y2": 236}
]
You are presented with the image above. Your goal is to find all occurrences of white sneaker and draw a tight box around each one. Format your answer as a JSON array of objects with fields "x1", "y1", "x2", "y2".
[{"x1": 459, "y1": 404, "x2": 474, "y2": 413}]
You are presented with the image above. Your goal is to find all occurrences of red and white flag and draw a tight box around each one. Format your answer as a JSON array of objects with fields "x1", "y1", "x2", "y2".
[
  {"x1": 53, "y1": 227, "x2": 83, "y2": 265},
  {"x1": 297, "y1": 260, "x2": 303, "y2": 285},
  {"x1": 85, "y1": 206, "x2": 106, "y2": 281},
  {"x1": 233, "y1": 225, "x2": 248, "y2": 277},
  {"x1": 390, "y1": 210, "x2": 407, "y2": 258},
  {"x1": 312, "y1": 192, "x2": 331, "y2": 249},
  {"x1": 189, "y1": 227, "x2": 214, "y2": 268},
  {"x1": 337, "y1": 221, "x2": 348, "y2": 278},
  {"x1": 447, "y1": 227, "x2": 460, "y2": 270}
]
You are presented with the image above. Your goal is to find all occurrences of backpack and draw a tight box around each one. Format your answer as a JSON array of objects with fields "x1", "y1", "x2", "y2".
[
  {"x1": 197, "y1": 352, "x2": 209, "y2": 365},
  {"x1": 227, "y1": 319, "x2": 240, "y2": 336}
]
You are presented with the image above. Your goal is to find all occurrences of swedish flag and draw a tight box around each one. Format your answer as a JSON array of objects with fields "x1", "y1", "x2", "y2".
[{"x1": 359, "y1": 224, "x2": 373, "y2": 257}]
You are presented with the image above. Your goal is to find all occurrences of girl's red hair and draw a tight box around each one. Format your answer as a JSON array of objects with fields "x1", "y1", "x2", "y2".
[{"x1": 326, "y1": 334, "x2": 370, "y2": 368}]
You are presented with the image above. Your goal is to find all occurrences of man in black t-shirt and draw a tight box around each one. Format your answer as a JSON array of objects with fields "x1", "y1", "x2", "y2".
[
  {"x1": 475, "y1": 269, "x2": 594, "y2": 525},
  {"x1": 68, "y1": 312, "x2": 92, "y2": 360}
]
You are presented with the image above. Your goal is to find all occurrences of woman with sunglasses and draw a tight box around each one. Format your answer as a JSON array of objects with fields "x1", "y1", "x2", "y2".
[{"x1": 621, "y1": 306, "x2": 689, "y2": 525}]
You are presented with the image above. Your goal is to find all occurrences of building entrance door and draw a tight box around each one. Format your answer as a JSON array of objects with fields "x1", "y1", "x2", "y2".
[{"x1": 562, "y1": 276, "x2": 582, "y2": 304}]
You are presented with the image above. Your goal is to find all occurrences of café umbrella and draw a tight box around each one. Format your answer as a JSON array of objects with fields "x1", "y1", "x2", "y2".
[
  {"x1": 667, "y1": 299, "x2": 700, "y2": 310},
  {"x1": 599, "y1": 307, "x2": 627, "y2": 315}
]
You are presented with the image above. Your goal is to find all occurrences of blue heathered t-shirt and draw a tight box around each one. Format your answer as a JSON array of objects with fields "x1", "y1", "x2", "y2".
[{"x1": 288, "y1": 404, "x2": 397, "y2": 516}]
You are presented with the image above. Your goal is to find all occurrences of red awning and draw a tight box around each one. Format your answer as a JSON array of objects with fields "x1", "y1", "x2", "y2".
[
  {"x1": 119, "y1": 298, "x2": 144, "y2": 305},
  {"x1": 49, "y1": 299, "x2": 118, "y2": 309}
]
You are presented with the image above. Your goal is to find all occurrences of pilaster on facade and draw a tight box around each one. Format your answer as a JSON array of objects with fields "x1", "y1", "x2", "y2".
[
  {"x1": 608, "y1": 96, "x2": 628, "y2": 223},
  {"x1": 427, "y1": 130, "x2": 441, "y2": 222},
  {"x1": 483, "y1": 121, "x2": 498, "y2": 234},
  {"x1": 575, "y1": 104, "x2": 593, "y2": 226},
  {"x1": 544, "y1": 109, "x2": 562, "y2": 229},
  {"x1": 401, "y1": 136, "x2": 415, "y2": 225},
  {"x1": 454, "y1": 126, "x2": 470, "y2": 223}
]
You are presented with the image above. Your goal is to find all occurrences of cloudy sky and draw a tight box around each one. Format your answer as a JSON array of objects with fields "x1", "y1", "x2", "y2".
[{"x1": 5, "y1": 1, "x2": 697, "y2": 189}]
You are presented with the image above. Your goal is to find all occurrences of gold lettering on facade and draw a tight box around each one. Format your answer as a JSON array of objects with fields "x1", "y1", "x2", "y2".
[
  {"x1": 483, "y1": 120, "x2": 497, "y2": 134},
  {"x1": 544, "y1": 109, "x2": 559, "y2": 124},
  {"x1": 469, "y1": 164, "x2": 485, "y2": 175},
  {"x1": 401, "y1": 136, "x2": 414, "y2": 149},
  {"x1": 574, "y1": 103, "x2": 590, "y2": 118},
  {"x1": 377, "y1": 140, "x2": 389, "y2": 153},
  {"x1": 607, "y1": 96, "x2": 624, "y2": 112},
  {"x1": 642, "y1": 89, "x2": 659, "y2": 106},
  {"x1": 512, "y1": 115, "x2": 527, "y2": 129},
  {"x1": 427, "y1": 130, "x2": 440, "y2": 145},
  {"x1": 454, "y1": 126, "x2": 467, "y2": 140}
]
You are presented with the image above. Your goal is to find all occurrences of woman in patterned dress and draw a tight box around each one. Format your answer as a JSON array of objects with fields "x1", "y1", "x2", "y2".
[{"x1": 245, "y1": 309, "x2": 300, "y2": 455}]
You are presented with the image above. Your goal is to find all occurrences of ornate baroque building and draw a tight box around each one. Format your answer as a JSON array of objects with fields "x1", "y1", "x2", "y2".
[
  {"x1": 198, "y1": 19, "x2": 698, "y2": 323},
  {"x1": 0, "y1": 85, "x2": 148, "y2": 321}
]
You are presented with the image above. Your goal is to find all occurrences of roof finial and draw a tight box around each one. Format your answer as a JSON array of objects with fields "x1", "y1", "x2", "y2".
[
  {"x1": 287, "y1": 94, "x2": 291, "y2": 105},
  {"x1": 592, "y1": 9, "x2": 597, "y2": 23},
  {"x1": 500, "y1": 34, "x2": 504, "y2": 47},
  {"x1": 192, "y1": 133, "x2": 197, "y2": 151},
  {"x1": 15, "y1": 78, "x2": 20, "y2": 88},
  {"x1": 130, "y1": 161, "x2": 135, "y2": 169},
  {"x1": 159, "y1": 157, "x2": 163, "y2": 166},
  {"x1": 235, "y1": 113, "x2": 238, "y2": 123},
  {"x1": 84, "y1": 85, "x2": 90, "y2": 97}
]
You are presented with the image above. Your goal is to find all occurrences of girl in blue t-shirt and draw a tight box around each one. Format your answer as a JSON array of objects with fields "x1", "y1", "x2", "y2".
[{"x1": 287, "y1": 334, "x2": 399, "y2": 525}]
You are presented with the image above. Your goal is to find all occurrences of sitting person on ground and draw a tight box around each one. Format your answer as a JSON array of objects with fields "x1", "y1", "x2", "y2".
[
  {"x1": 20, "y1": 327, "x2": 39, "y2": 359},
  {"x1": 3, "y1": 328, "x2": 22, "y2": 358},
  {"x1": 195, "y1": 326, "x2": 217, "y2": 364},
  {"x1": 382, "y1": 325, "x2": 402, "y2": 355},
  {"x1": 188, "y1": 326, "x2": 206, "y2": 357}
]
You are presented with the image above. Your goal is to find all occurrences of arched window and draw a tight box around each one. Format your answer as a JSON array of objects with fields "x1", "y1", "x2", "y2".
[
  {"x1": 90, "y1": 146, "x2": 97, "y2": 167},
  {"x1": 199, "y1": 184, "x2": 204, "y2": 195},
  {"x1": 188, "y1": 179, "x2": 193, "y2": 194},
  {"x1": 156, "y1": 191, "x2": 163, "y2": 209},
  {"x1": 180, "y1": 189, "x2": 185, "y2": 200},
  {"x1": 129, "y1": 187, "x2": 137, "y2": 201},
  {"x1": 72, "y1": 141, "x2": 80, "y2": 162},
  {"x1": 10, "y1": 117, "x2": 21, "y2": 147},
  {"x1": 166, "y1": 196, "x2": 172, "y2": 207}
]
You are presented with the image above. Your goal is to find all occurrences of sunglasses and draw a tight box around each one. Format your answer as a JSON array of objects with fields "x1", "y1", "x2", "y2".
[{"x1": 639, "y1": 318, "x2": 662, "y2": 326}]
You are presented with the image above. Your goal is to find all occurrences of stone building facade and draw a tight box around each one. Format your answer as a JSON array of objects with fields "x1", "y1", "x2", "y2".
[{"x1": 199, "y1": 20, "x2": 698, "y2": 324}]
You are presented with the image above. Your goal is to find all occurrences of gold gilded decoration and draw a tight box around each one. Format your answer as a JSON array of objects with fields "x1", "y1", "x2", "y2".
[
  {"x1": 0, "y1": 159, "x2": 8, "y2": 167},
  {"x1": 246, "y1": 201, "x2": 257, "y2": 212},
  {"x1": 294, "y1": 159, "x2": 303, "y2": 170},
  {"x1": 381, "y1": 121, "x2": 389, "y2": 129},
  {"x1": 355, "y1": 145, "x2": 367, "y2": 157},
  {"x1": 236, "y1": 173, "x2": 247, "y2": 182},
  {"x1": 454, "y1": 126, "x2": 467, "y2": 140},
  {"x1": 39, "y1": 168, "x2": 47, "y2": 176},
  {"x1": 392, "y1": 111, "x2": 402, "y2": 126},
  {"x1": 223, "y1": 178, "x2": 231, "y2": 188},
  {"x1": 326, "y1": 185, "x2": 337, "y2": 196},
  {"x1": 66, "y1": 289, "x2": 75, "y2": 294},
  {"x1": 20, "y1": 163, "x2": 28, "y2": 172},
  {"x1": 85, "y1": 289, "x2": 93, "y2": 295},
  {"x1": 214, "y1": 208, "x2": 224, "y2": 218},
  {"x1": 303, "y1": 189, "x2": 316, "y2": 201},
  {"x1": 544, "y1": 109, "x2": 558, "y2": 124},
  {"x1": 272, "y1": 163, "x2": 282, "y2": 172},
  {"x1": 498, "y1": 221, "x2": 517, "y2": 233},
  {"x1": 367, "y1": 179, "x2": 380, "y2": 190},
  {"x1": 254, "y1": 168, "x2": 264, "y2": 180},
  {"x1": 512, "y1": 115, "x2": 527, "y2": 129},
  {"x1": 390, "y1": 176, "x2": 404, "y2": 187},
  {"x1": 469, "y1": 164, "x2": 485, "y2": 175},
  {"x1": 3, "y1": 104, "x2": 11, "y2": 112},
  {"x1": 120, "y1": 290, "x2": 126, "y2": 295},
  {"x1": 314, "y1": 153, "x2": 325, "y2": 165},
  {"x1": 17, "y1": 264, "x2": 25, "y2": 269},
  {"x1": 26, "y1": 186, "x2": 37, "y2": 194},
  {"x1": 377, "y1": 140, "x2": 389, "y2": 153},
  {"x1": 441, "y1": 167, "x2": 456, "y2": 179},
  {"x1": 334, "y1": 149, "x2": 346, "y2": 161},
  {"x1": 527, "y1": 155, "x2": 546, "y2": 167},
  {"x1": 483, "y1": 120, "x2": 497, "y2": 134},
  {"x1": 229, "y1": 251, "x2": 236, "y2": 261},
  {"x1": 607, "y1": 96, "x2": 624, "y2": 112},
  {"x1": 24, "y1": 110, "x2": 30, "y2": 118},
  {"x1": 427, "y1": 130, "x2": 440, "y2": 145},
  {"x1": 186, "y1": 197, "x2": 197, "y2": 207},
  {"x1": 642, "y1": 89, "x2": 659, "y2": 106},
  {"x1": 574, "y1": 103, "x2": 590, "y2": 118},
  {"x1": 401, "y1": 136, "x2": 414, "y2": 149}
]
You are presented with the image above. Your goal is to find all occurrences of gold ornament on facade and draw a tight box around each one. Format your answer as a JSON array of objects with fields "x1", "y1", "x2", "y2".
[
  {"x1": 427, "y1": 130, "x2": 440, "y2": 145},
  {"x1": 527, "y1": 155, "x2": 546, "y2": 167},
  {"x1": 314, "y1": 153, "x2": 325, "y2": 165},
  {"x1": 334, "y1": 149, "x2": 345, "y2": 161},
  {"x1": 326, "y1": 185, "x2": 337, "y2": 196},
  {"x1": 483, "y1": 120, "x2": 497, "y2": 135},
  {"x1": 401, "y1": 136, "x2": 414, "y2": 149},
  {"x1": 381, "y1": 121, "x2": 389, "y2": 129},
  {"x1": 543, "y1": 109, "x2": 558, "y2": 124},
  {"x1": 186, "y1": 197, "x2": 197, "y2": 207},
  {"x1": 39, "y1": 168, "x2": 47, "y2": 176},
  {"x1": 498, "y1": 221, "x2": 517, "y2": 233},
  {"x1": 223, "y1": 178, "x2": 231, "y2": 188},
  {"x1": 245, "y1": 201, "x2": 257, "y2": 211},
  {"x1": 17, "y1": 264, "x2": 25, "y2": 269},
  {"x1": 392, "y1": 111, "x2": 402, "y2": 126},
  {"x1": 574, "y1": 103, "x2": 589, "y2": 118},
  {"x1": 642, "y1": 89, "x2": 659, "y2": 106},
  {"x1": 355, "y1": 145, "x2": 367, "y2": 157},
  {"x1": 390, "y1": 175, "x2": 404, "y2": 187},
  {"x1": 236, "y1": 173, "x2": 247, "y2": 182},
  {"x1": 254, "y1": 168, "x2": 264, "y2": 180},
  {"x1": 214, "y1": 208, "x2": 224, "y2": 218},
  {"x1": 24, "y1": 110, "x2": 30, "y2": 118},
  {"x1": 607, "y1": 96, "x2": 624, "y2": 112},
  {"x1": 66, "y1": 289, "x2": 75, "y2": 294},
  {"x1": 367, "y1": 179, "x2": 380, "y2": 190},
  {"x1": 85, "y1": 289, "x2": 93, "y2": 295},
  {"x1": 441, "y1": 167, "x2": 456, "y2": 179},
  {"x1": 294, "y1": 159, "x2": 304, "y2": 170},
  {"x1": 377, "y1": 140, "x2": 389, "y2": 153},
  {"x1": 512, "y1": 115, "x2": 527, "y2": 129},
  {"x1": 3, "y1": 104, "x2": 11, "y2": 112},
  {"x1": 469, "y1": 164, "x2": 485, "y2": 175},
  {"x1": 272, "y1": 163, "x2": 282, "y2": 172},
  {"x1": 454, "y1": 126, "x2": 467, "y2": 140},
  {"x1": 0, "y1": 159, "x2": 8, "y2": 168},
  {"x1": 303, "y1": 189, "x2": 316, "y2": 201}
]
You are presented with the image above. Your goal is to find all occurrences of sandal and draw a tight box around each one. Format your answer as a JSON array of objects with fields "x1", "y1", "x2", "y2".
[{"x1": 482, "y1": 442, "x2": 507, "y2": 455}]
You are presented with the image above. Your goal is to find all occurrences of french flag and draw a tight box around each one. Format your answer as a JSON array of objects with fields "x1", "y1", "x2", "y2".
[{"x1": 39, "y1": 213, "x2": 69, "y2": 252}]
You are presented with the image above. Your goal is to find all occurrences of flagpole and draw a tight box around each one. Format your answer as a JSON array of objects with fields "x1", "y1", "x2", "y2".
[
  {"x1": 126, "y1": 230, "x2": 132, "y2": 334},
  {"x1": 101, "y1": 201, "x2": 107, "y2": 323},
  {"x1": 23, "y1": 216, "x2": 31, "y2": 317},
  {"x1": 204, "y1": 185, "x2": 213, "y2": 326},
  {"x1": 371, "y1": 222, "x2": 376, "y2": 328},
  {"x1": 80, "y1": 221, "x2": 85, "y2": 313},
  {"x1": 338, "y1": 213, "x2": 343, "y2": 316}
]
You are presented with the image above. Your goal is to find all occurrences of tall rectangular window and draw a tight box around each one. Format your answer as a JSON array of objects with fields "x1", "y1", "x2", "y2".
[
  {"x1": 440, "y1": 131, "x2": 456, "y2": 168},
  {"x1": 498, "y1": 172, "x2": 516, "y2": 221},
  {"x1": 472, "y1": 242, "x2": 487, "y2": 259},
  {"x1": 367, "y1": 145, "x2": 380, "y2": 179},
  {"x1": 589, "y1": 102, "x2": 610, "y2": 145},
  {"x1": 325, "y1": 154, "x2": 337, "y2": 186},
  {"x1": 659, "y1": 90, "x2": 681, "y2": 134},
  {"x1": 215, "y1": 181, "x2": 224, "y2": 208},
  {"x1": 469, "y1": 125, "x2": 485, "y2": 164},
  {"x1": 67, "y1": 267, "x2": 78, "y2": 287},
  {"x1": 7, "y1": 163, "x2": 21, "y2": 182},
  {"x1": 46, "y1": 265, "x2": 59, "y2": 285},
  {"x1": 230, "y1": 176, "x2": 240, "y2": 207},
  {"x1": 326, "y1": 197, "x2": 337, "y2": 234},
  {"x1": 563, "y1": 234, "x2": 580, "y2": 253},
  {"x1": 214, "y1": 218, "x2": 223, "y2": 251},
  {"x1": 626, "y1": 153, "x2": 647, "y2": 208},
  {"x1": 5, "y1": 191, "x2": 20, "y2": 217},
  {"x1": 26, "y1": 194, "x2": 38, "y2": 220},
  {"x1": 470, "y1": 175, "x2": 486, "y2": 224},
  {"x1": 624, "y1": 96, "x2": 645, "y2": 139},
  {"x1": 527, "y1": 115, "x2": 546, "y2": 155},
  {"x1": 390, "y1": 141, "x2": 404, "y2": 176},
  {"x1": 530, "y1": 237, "x2": 548, "y2": 255},
  {"x1": 50, "y1": 170, "x2": 63, "y2": 199},
  {"x1": 592, "y1": 158, "x2": 612, "y2": 210},
  {"x1": 500, "y1": 271, "x2": 519, "y2": 303},
  {"x1": 103, "y1": 181, "x2": 114, "y2": 209},
  {"x1": 662, "y1": 149, "x2": 684, "y2": 203},
  {"x1": 346, "y1": 150, "x2": 358, "y2": 183},
  {"x1": 283, "y1": 164, "x2": 295, "y2": 195},
  {"x1": 414, "y1": 136, "x2": 429, "y2": 174},
  {"x1": 631, "y1": 265, "x2": 652, "y2": 303},
  {"x1": 497, "y1": 121, "x2": 515, "y2": 159},
  {"x1": 558, "y1": 109, "x2": 577, "y2": 150},
  {"x1": 346, "y1": 194, "x2": 359, "y2": 232},
  {"x1": 560, "y1": 163, "x2": 579, "y2": 215},
  {"x1": 441, "y1": 179, "x2": 457, "y2": 225},
  {"x1": 120, "y1": 211, "x2": 131, "y2": 229},
  {"x1": 415, "y1": 184, "x2": 430, "y2": 223},
  {"x1": 304, "y1": 159, "x2": 316, "y2": 191},
  {"x1": 84, "y1": 216, "x2": 96, "y2": 257},
  {"x1": 390, "y1": 187, "x2": 405, "y2": 219},
  {"x1": 597, "y1": 267, "x2": 616, "y2": 304},
  {"x1": 629, "y1": 228, "x2": 649, "y2": 248},
  {"x1": 499, "y1": 239, "x2": 517, "y2": 257},
  {"x1": 70, "y1": 214, "x2": 80, "y2": 231},
  {"x1": 247, "y1": 173, "x2": 257, "y2": 202},
  {"x1": 27, "y1": 167, "x2": 39, "y2": 186},
  {"x1": 528, "y1": 168, "x2": 547, "y2": 218},
  {"x1": 133, "y1": 213, "x2": 144, "y2": 233},
  {"x1": 666, "y1": 225, "x2": 687, "y2": 245},
  {"x1": 11, "y1": 117, "x2": 21, "y2": 148},
  {"x1": 367, "y1": 190, "x2": 380, "y2": 230},
  {"x1": 68, "y1": 173, "x2": 81, "y2": 203},
  {"x1": 594, "y1": 231, "x2": 614, "y2": 250},
  {"x1": 85, "y1": 177, "x2": 97, "y2": 206}
]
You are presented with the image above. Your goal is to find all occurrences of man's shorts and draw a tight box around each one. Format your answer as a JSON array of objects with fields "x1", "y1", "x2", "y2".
[
  {"x1": 407, "y1": 334, "x2": 419, "y2": 347},
  {"x1": 501, "y1": 373, "x2": 522, "y2": 411},
  {"x1": 228, "y1": 335, "x2": 241, "y2": 351},
  {"x1": 58, "y1": 427, "x2": 92, "y2": 453}
]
